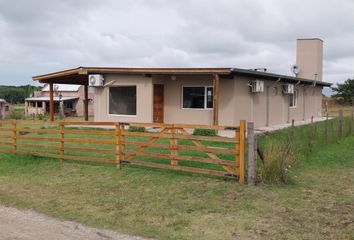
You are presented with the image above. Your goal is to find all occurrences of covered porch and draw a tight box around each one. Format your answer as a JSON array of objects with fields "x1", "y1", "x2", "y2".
[
  {"x1": 25, "y1": 96, "x2": 78, "y2": 117},
  {"x1": 33, "y1": 67, "x2": 227, "y2": 124}
]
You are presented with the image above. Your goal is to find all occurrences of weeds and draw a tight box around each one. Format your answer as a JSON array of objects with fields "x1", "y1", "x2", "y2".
[{"x1": 257, "y1": 116, "x2": 354, "y2": 183}]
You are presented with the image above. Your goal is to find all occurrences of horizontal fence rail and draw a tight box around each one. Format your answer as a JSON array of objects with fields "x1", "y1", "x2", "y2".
[{"x1": 0, "y1": 120, "x2": 246, "y2": 183}]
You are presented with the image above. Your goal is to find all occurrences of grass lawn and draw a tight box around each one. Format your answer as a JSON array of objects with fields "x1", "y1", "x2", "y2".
[{"x1": 0, "y1": 133, "x2": 353, "y2": 239}]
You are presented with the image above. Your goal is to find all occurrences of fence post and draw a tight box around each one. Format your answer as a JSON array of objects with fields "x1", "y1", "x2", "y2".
[
  {"x1": 60, "y1": 122, "x2": 64, "y2": 163},
  {"x1": 12, "y1": 121, "x2": 17, "y2": 153},
  {"x1": 291, "y1": 119, "x2": 295, "y2": 127},
  {"x1": 247, "y1": 122, "x2": 256, "y2": 185},
  {"x1": 239, "y1": 120, "x2": 246, "y2": 184},
  {"x1": 119, "y1": 123, "x2": 125, "y2": 163},
  {"x1": 115, "y1": 123, "x2": 121, "y2": 170},
  {"x1": 170, "y1": 124, "x2": 178, "y2": 167},
  {"x1": 339, "y1": 109, "x2": 343, "y2": 138}
]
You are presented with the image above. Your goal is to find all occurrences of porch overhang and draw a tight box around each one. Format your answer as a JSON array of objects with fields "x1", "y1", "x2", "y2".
[{"x1": 32, "y1": 67, "x2": 233, "y2": 84}]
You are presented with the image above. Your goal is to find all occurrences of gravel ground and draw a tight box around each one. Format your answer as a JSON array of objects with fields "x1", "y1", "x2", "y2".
[{"x1": 0, "y1": 205, "x2": 150, "y2": 240}]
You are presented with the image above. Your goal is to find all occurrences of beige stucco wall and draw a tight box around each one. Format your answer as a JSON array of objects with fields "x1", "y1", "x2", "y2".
[
  {"x1": 154, "y1": 75, "x2": 214, "y2": 125},
  {"x1": 93, "y1": 73, "x2": 323, "y2": 127},
  {"x1": 0, "y1": 102, "x2": 11, "y2": 119},
  {"x1": 93, "y1": 74, "x2": 153, "y2": 122}
]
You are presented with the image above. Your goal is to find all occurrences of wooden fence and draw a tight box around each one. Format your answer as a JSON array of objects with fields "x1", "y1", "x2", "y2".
[{"x1": 0, "y1": 120, "x2": 246, "y2": 183}]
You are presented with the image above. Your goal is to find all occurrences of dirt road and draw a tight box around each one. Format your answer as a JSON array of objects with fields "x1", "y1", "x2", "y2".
[{"x1": 0, "y1": 205, "x2": 150, "y2": 240}]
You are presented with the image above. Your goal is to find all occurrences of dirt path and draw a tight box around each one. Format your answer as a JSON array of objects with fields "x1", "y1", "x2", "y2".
[{"x1": 0, "y1": 205, "x2": 150, "y2": 240}]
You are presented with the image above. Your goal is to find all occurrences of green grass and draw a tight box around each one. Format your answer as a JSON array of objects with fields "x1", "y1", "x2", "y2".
[
  {"x1": 0, "y1": 135, "x2": 353, "y2": 239},
  {"x1": 256, "y1": 116, "x2": 354, "y2": 182}
]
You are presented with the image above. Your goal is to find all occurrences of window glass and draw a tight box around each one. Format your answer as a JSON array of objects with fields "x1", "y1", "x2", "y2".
[
  {"x1": 182, "y1": 87, "x2": 205, "y2": 109},
  {"x1": 289, "y1": 90, "x2": 297, "y2": 107},
  {"x1": 65, "y1": 102, "x2": 73, "y2": 109},
  {"x1": 206, "y1": 87, "x2": 213, "y2": 108},
  {"x1": 109, "y1": 86, "x2": 137, "y2": 115}
]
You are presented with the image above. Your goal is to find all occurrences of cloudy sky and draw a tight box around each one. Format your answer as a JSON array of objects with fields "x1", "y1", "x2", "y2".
[{"x1": 0, "y1": 0, "x2": 353, "y2": 86}]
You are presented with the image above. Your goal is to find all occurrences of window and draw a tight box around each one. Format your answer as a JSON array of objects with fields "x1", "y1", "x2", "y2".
[
  {"x1": 182, "y1": 86, "x2": 213, "y2": 109},
  {"x1": 65, "y1": 101, "x2": 73, "y2": 109},
  {"x1": 5, "y1": 106, "x2": 9, "y2": 111},
  {"x1": 109, "y1": 86, "x2": 137, "y2": 115},
  {"x1": 37, "y1": 102, "x2": 43, "y2": 108},
  {"x1": 289, "y1": 90, "x2": 297, "y2": 107}
]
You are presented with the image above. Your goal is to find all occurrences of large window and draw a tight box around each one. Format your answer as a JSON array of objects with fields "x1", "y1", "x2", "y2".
[
  {"x1": 289, "y1": 90, "x2": 297, "y2": 107},
  {"x1": 182, "y1": 86, "x2": 213, "y2": 109},
  {"x1": 109, "y1": 86, "x2": 137, "y2": 115}
]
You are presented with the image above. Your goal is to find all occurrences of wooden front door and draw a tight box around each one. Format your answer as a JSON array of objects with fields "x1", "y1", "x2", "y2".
[{"x1": 153, "y1": 84, "x2": 164, "y2": 123}]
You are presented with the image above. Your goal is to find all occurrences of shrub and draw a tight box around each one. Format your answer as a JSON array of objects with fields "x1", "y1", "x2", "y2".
[
  {"x1": 128, "y1": 126, "x2": 145, "y2": 132},
  {"x1": 193, "y1": 128, "x2": 217, "y2": 136},
  {"x1": 258, "y1": 134, "x2": 296, "y2": 183},
  {"x1": 9, "y1": 109, "x2": 24, "y2": 120}
]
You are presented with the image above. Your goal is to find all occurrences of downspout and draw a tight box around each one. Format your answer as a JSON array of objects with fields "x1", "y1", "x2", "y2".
[{"x1": 266, "y1": 78, "x2": 281, "y2": 126}]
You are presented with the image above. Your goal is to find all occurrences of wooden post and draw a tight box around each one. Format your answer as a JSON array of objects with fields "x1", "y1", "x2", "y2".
[
  {"x1": 35, "y1": 101, "x2": 38, "y2": 118},
  {"x1": 339, "y1": 109, "x2": 343, "y2": 138},
  {"x1": 115, "y1": 123, "x2": 121, "y2": 169},
  {"x1": 60, "y1": 123, "x2": 64, "y2": 163},
  {"x1": 119, "y1": 123, "x2": 125, "y2": 163},
  {"x1": 84, "y1": 85, "x2": 89, "y2": 121},
  {"x1": 212, "y1": 74, "x2": 219, "y2": 126},
  {"x1": 311, "y1": 116, "x2": 314, "y2": 124},
  {"x1": 59, "y1": 101, "x2": 64, "y2": 119},
  {"x1": 239, "y1": 120, "x2": 246, "y2": 184},
  {"x1": 247, "y1": 122, "x2": 256, "y2": 185},
  {"x1": 291, "y1": 119, "x2": 295, "y2": 127},
  {"x1": 324, "y1": 112, "x2": 328, "y2": 144},
  {"x1": 49, "y1": 83, "x2": 54, "y2": 122},
  {"x1": 12, "y1": 122, "x2": 17, "y2": 153},
  {"x1": 170, "y1": 125, "x2": 178, "y2": 166}
]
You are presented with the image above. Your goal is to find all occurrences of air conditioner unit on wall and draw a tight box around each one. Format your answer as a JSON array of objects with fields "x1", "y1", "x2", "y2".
[
  {"x1": 251, "y1": 80, "x2": 264, "y2": 93},
  {"x1": 282, "y1": 84, "x2": 295, "y2": 94},
  {"x1": 89, "y1": 74, "x2": 104, "y2": 87}
]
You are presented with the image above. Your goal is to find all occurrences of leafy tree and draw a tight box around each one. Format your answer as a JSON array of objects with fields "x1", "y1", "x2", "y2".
[
  {"x1": 331, "y1": 78, "x2": 354, "y2": 104},
  {"x1": 0, "y1": 85, "x2": 42, "y2": 103}
]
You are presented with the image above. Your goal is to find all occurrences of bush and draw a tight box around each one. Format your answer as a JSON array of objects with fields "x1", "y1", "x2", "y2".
[
  {"x1": 193, "y1": 128, "x2": 217, "y2": 136},
  {"x1": 128, "y1": 126, "x2": 145, "y2": 132},
  {"x1": 258, "y1": 133, "x2": 296, "y2": 183},
  {"x1": 9, "y1": 109, "x2": 24, "y2": 120}
]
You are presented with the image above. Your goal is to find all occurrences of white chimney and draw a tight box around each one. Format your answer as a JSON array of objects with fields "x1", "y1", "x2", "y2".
[{"x1": 296, "y1": 38, "x2": 323, "y2": 81}]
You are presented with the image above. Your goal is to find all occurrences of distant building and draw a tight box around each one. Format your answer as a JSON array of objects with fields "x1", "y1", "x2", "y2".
[
  {"x1": 0, "y1": 99, "x2": 11, "y2": 120},
  {"x1": 25, "y1": 84, "x2": 94, "y2": 117}
]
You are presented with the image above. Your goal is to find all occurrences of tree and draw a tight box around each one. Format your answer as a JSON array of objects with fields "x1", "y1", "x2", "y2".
[{"x1": 331, "y1": 78, "x2": 354, "y2": 104}]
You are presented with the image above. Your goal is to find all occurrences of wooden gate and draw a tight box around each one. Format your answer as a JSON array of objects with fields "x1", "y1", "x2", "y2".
[{"x1": 0, "y1": 120, "x2": 246, "y2": 183}]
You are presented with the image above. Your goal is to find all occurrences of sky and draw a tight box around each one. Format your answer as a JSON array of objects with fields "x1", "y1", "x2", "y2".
[{"x1": 0, "y1": 0, "x2": 353, "y2": 87}]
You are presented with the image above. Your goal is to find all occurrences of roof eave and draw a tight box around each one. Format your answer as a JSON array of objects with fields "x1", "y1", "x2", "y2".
[{"x1": 231, "y1": 68, "x2": 332, "y2": 87}]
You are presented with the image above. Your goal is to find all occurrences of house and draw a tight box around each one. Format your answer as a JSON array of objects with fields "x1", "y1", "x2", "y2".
[
  {"x1": 32, "y1": 39, "x2": 331, "y2": 127},
  {"x1": 0, "y1": 99, "x2": 11, "y2": 120},
  {"x1": 25, "y1": 84, "x2": 94, "y2": 117}
]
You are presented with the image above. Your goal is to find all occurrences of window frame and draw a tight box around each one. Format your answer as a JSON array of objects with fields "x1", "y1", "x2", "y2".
[
  {"x1": 289, "y1": 90, "x2": 298, "y2": 108},
  {"x1": 107, "y1": 85, "x2": 137, "y2": 117},
  {"x1": 181, "y1": 85, "x2": 214, "y2": 110}
]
